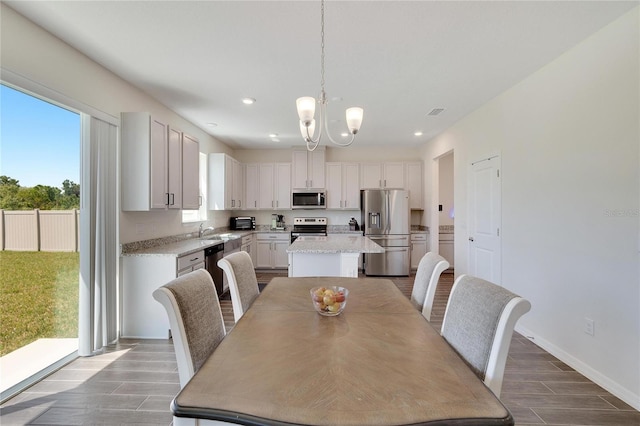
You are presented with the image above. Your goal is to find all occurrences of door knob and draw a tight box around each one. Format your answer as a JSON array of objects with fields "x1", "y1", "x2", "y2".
[{"x1": 469, "y1": 237, "x2": 474, "y2": 242}]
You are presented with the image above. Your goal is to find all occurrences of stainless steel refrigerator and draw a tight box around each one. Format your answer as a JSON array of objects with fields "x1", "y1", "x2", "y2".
[{"x1": 361, "y1": 189, "x2": 410, "y2": 276}]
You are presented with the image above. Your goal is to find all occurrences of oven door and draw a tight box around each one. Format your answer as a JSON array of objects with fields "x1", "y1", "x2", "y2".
[{"x1": 291, "y1": 232, "x2": 327, "y2": 243}]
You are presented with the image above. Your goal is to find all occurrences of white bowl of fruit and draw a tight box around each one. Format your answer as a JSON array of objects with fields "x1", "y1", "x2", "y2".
[{"x1": 310, "y1": 286, "x2": 349, "y2": 316}]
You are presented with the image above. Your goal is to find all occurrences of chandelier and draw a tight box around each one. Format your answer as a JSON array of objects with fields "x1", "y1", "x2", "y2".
[{"x1": 296, "y1": 0, "x2": 364, "y2": 152}]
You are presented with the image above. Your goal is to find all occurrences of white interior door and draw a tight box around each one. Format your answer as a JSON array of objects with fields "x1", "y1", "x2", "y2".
[{"x1": 469, "y1": 155, "x2": 501, "y2": 284}]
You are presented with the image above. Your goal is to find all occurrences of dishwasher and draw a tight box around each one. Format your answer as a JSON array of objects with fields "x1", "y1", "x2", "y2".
[
  {"x1": 220, "y1": 237, "x2": 242, "y2": 295},
  {"x1": 204, "y1": 242, "x2": 225, "y2": 296}
]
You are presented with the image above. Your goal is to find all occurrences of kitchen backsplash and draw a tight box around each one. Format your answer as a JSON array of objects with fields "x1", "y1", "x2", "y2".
[{"x1": 439, "y1": 225, "x2": 454, "y2": 233}]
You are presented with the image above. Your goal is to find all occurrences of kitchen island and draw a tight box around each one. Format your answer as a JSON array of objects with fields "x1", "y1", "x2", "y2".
[{"x1": 287, "y1": 234, "x2": 384, "y2": 277}]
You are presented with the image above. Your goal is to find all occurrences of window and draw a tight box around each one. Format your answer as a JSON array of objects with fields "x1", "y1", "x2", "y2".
[{"x1": 182, "y1": 152, "x2": 208, "y2": 223}]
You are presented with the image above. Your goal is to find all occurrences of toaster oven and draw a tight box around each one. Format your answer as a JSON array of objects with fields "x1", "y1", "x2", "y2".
[{"x1": 230, "y1": 216, "x2": 256, "y2": 230}]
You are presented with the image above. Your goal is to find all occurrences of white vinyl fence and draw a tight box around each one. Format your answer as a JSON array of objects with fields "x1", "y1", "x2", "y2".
[{"x1": 0, "y1": 209, "x2": 79, "y2": 252}]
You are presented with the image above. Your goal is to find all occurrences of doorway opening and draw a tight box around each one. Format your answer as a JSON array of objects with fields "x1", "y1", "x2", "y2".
[
  {"x1": 437, "y1": 151, "x2": 454, "y2": 270},
  {"x1": 0, "y1": 84, "x2": 81, "y2": 401}
]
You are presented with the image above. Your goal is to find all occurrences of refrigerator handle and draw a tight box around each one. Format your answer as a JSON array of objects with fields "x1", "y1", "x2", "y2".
[{"x1": 385, "y1": 191, "x2": 391, "y2": 233}]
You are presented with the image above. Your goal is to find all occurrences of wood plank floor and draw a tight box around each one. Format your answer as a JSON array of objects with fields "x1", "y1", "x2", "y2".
[{"x1": 2, "y1": 271, "x2": 638, "y2": 425}]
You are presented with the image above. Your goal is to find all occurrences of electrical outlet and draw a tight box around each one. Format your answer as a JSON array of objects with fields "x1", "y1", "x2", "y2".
[{"x1": 584, "y1": 318, "x2": 595, "y2": 336}]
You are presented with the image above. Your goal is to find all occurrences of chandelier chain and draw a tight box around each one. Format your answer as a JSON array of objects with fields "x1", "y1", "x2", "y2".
[{"x1": 320, "y1": 0, "x2": 325, "y2": 94}]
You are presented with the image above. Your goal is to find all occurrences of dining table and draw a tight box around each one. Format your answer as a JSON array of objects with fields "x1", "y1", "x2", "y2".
[{"x1": 171, "y1": 276, "x2": 514, "y2": 426}]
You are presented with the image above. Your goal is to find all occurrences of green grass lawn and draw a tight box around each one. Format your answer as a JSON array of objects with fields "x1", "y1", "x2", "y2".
[{"x1": 0, "y1": 251, "x2": 79, "y2": 356}]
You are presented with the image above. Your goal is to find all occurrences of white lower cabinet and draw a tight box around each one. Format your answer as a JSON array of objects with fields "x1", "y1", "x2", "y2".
[
  {"x1": 256, "y1": 233, "x2": 289, "y2": 269},
  {"x1": 410, "y1": 233, "x2": 427, "y2": 270},
  {"x1": 241, "y1": 234, "x2": 257, "y2": 266},
  {"x1": 122, "y1": 250, "x2": 204, "y2": 338}
]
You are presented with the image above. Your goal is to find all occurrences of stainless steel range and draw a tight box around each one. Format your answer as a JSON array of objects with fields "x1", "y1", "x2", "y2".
[{"x1": 290, "y1": 217, "x2": 328, "y2": 243}]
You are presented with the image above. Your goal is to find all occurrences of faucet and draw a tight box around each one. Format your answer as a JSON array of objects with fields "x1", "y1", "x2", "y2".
[{"x1": 199, "y1": 223, "x2": 215, "y2": 238}]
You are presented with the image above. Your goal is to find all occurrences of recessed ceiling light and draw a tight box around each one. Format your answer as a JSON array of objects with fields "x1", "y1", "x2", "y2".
[
  {"x1": 269, "y1": 133, "x2": 279, "y2": 138},
  {"x1": 414, "y1": 131, "x2": 423, "y2": 136},
  {"x1": 242, "y1": 97, "x2": 256, "y2": 105},
  {"x1": 341, "y1": 132, "x2": 349, "y2": 137},
  {"x1": 206, "y1": 122, "x2": 218, "y2": 127}
]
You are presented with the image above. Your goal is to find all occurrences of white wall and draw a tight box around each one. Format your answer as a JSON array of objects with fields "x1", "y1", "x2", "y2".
[
  {"x1": 423, "y1": 7, "x2": 639, "y2": 407},
  {"x1": 0, "y1": 4, "x2": 233, "y2": 244}
]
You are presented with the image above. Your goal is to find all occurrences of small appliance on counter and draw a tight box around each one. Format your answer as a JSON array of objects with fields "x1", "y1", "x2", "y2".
[
  {"x1": 230, "y1": 216, "x2": 256, "y2": 230},
  {"x1": 271, "y1": 214, "x2": 286, "y2": 230},
  {"x1": 349, "y1": 217, "x2": 359, "y2": 231}
]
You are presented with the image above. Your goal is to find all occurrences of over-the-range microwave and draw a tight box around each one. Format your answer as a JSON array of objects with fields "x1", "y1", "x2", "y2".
[{"x1": 291, "y1": 190, "x2": 326, "y2": 210}]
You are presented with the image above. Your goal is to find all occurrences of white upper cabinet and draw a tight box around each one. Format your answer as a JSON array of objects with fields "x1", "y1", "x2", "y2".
[
  {"x1": 167, "y1": 127, "x2": 182, "y2": 210},
  {"x1": 275, "y1": 163, "x2": 292, "y2": 209},
  {"x1": 181, "y1": 133, "x2": 200, "y2": 210},
  {"x1": 253, "y1": 163, "x2": 291, "y2": 210},
  {"x1": 208, "y1": 153, "x2": 243, "y2": 210},
  {"x1": 360, "y1": 162, "x2": 405, "y2": 189},
  {"x1": 326, "y1": 162, "x2": 360, "y2": 210},
  {"x1": 121, "y1": 112, "x2": 198, "y2": 211},
  {"x1": 292, "y1": 147, "x2": 325, "y2": 189},
  {"x1": 244, "y1": 163, "x2": 260, "y2": 209},
  {"x1": 405, "y1": 161, "x2": 423, "y2": 210}
]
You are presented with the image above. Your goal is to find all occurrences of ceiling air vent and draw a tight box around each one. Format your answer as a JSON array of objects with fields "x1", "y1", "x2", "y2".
[{"x1": 427, "y1": 108, "x2": 445, "y2": 116}]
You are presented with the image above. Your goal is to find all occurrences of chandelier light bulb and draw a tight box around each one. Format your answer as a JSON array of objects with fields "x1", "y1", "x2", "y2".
[
  {"x1": 296, "y1": 97, "x2": 316, "y2": 124},
  {"x1": 346, "y1": 107, "x2": 364, "y2": 134}
]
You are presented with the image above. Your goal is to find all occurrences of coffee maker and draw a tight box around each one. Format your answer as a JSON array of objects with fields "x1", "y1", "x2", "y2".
[{"x1": 271, "y1": 214, "x2": 285, "y2": 230}]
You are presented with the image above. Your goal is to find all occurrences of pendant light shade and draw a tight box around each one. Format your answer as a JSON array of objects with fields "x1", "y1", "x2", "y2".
[
  {"x1": 346, "y1": 107, "x2": 364, "y2": 134},
  {"x1": 296, "y1": 97, "x2": 316, "y2": 125},
  {"x1": 299, "y1": 119, "x2": 316, "y2": 141}
]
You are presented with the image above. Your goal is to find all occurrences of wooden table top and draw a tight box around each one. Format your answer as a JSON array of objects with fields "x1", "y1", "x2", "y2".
[{"x1": 172, "y1": 277, "x2": 513, "y2": 426}]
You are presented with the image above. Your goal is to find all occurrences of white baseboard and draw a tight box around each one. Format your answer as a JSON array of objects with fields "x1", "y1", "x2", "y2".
[{"x1": 515, "y1": 325, "x2": 640, "y2": 411}]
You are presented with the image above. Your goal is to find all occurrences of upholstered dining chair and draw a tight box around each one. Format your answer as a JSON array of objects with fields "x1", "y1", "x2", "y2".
[
  {"x1": 440, "y1": 274, "x2": 531, "y2": 397},
  {"x1": 410, "y1": 252, "x2": 450, "y2": 321},
  {"x1": 152, "y1": 269, "x2": 226, "y2": 388},
  {"x1": 217, "y1": 250, "x2": 260, "y2": 322}
]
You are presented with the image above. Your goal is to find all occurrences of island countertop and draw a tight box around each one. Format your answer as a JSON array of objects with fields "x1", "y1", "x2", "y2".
[{"x1": 286, "y1": 234, "x2": 384, "y2": 254}]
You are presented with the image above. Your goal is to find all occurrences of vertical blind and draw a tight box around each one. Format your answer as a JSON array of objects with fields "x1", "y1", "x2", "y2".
[{"x1": 78, "y1": 115, "x2": 118, "y2": 356}]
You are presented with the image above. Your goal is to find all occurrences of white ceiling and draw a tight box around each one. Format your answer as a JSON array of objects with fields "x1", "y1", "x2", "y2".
[{"x1": 5, "y1": 1, "x2": 637, "y2": 150}]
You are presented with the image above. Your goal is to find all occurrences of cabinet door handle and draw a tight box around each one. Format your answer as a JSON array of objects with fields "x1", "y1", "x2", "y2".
[
  {"x1": 166, "y1": 193, "x2": 170, "y2": 205},
  {"x1": 190, "y1": 256, "x2": 200, "y2": 262},
  {"x1": 171, "y1": 193, "x2": 175, "y2": 206}
]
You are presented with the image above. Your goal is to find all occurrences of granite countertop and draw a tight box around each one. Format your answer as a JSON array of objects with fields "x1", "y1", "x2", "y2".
[
  {"x1": 287, "y1": 235, "x2": 385, "y2": 254},
  {"x1": 122, "y1": 230, "x2": 252, "y2": 257},
  {"x1": 122, "y1": 238, "x2": 224, "y2": 257}
]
